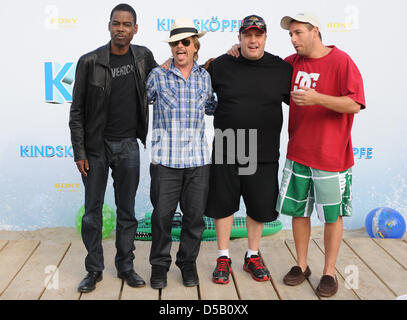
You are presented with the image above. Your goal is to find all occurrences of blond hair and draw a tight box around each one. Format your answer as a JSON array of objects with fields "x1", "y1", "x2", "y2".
[{"x1": 191, "y1": 36, "x2": 200, "y2": 61}]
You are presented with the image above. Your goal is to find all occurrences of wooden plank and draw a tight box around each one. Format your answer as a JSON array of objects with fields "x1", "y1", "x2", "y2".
[
  {"x1": 373, "y1": 239, "x2": 407, "y2": 269},
  {"x1": 160, "y1": 242, "x2": 199, "y2": 300},
  {"x1": 315, "y1": 238, "x2": 395, "y2": 300},
  {"x1": 286, "y1": 239, "x2": 359, "y2": 300},
  {"x1": 41, "y1": 240, "x2": 86, "y2": 300},
  {"x1": 1, "y1": 241, "x2": 70, "y2": 300},
  {"x1": 344, "y1": 237, "x2": 407, "y2": 297},
  {"x1": 0, "y1": 240, "x2": 40, "y2": 296},
  {"x1": 80, "y1": 240, "x2": 122, "y2": 300},
  {"x1": 0, "y1": 240, "x2": 8, "y2": 252},
  {"x1": 260, "y1": 239, "x2": 318, "y2": 300},
  {"x1": 229, "y1": 240, "x2": 279, "y2": 300},
  {"x1": 121, "y1": 241, "x2": 159, "y2": 300},
  {"x1": 197, "y1": 241, "x2": 239, "y2": 300}
]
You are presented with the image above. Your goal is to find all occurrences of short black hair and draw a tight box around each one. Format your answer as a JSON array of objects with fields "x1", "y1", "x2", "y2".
[{"x1": 110, "y1": 3, "x2": 137, "y2": 24}]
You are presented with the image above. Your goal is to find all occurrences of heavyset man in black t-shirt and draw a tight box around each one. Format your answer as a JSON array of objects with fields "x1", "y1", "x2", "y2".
[
  {"x1": 206, "y1": 15, "x2": 292, "y2": 284},
  {"x1": 69, "y1": 4, "x2": 157, "y2": 293}
]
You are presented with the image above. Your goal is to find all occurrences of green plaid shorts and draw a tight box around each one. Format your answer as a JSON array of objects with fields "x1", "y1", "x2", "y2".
[{"x1": 276, "y1": 159, "x2": 352, "y2": 223}]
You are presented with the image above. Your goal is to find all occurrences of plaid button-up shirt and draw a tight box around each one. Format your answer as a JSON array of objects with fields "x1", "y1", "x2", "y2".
[{"x1": 146, "y1": 61, "x2": 217, "y2": 168}]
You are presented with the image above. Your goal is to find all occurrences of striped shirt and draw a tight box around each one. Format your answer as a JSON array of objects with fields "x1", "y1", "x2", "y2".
[{"x1": 146, "y1": 61, "x2": 217, "y2": 168}]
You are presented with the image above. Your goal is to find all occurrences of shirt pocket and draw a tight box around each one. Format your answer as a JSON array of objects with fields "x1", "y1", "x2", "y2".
[{"x1": 159, "y1": 87, "x2": 178, "y2": 110}]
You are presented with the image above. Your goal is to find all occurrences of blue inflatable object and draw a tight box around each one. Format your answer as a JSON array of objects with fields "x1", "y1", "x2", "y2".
[{"x1": 365, "y1": 207, "x2": 406, "y2": 239}]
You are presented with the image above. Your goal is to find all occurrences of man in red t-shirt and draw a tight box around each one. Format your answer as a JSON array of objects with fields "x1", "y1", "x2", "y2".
[{"x1": 276, "y1": 12, "x2": 366, "y2": 297}]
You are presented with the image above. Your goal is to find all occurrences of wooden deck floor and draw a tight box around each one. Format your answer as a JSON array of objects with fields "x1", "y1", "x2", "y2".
[{"x1": 0, "y1": 237, "x2": 406, "y2": 300}]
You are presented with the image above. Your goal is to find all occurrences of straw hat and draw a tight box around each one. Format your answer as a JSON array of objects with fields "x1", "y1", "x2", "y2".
[{"x1": 163, "y1": 18, "x2": 206, "y2": 43}]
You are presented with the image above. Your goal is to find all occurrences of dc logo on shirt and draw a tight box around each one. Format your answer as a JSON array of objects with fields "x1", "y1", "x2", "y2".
[{"x1": 293, "y1": 71, "x2": 320, "y2": 91}]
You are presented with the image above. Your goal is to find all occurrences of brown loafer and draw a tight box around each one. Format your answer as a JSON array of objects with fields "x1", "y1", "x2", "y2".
[
  {"x1": 283, "y1": 266, "x2": 311, "y2": 286},
  {"x1": 316, "y1": 275, "x2": 338, "y2": 297}
]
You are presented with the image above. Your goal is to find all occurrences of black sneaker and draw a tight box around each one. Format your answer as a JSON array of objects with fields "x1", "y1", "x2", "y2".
[
  {"x1": 243, "y1": 253, "x2": 270, "y2": 282},
  {"x1": 212, "y1": 256, "x2": 232, "y2": 284},
  {"x1": 179, "y1": 262, "x2": 199, "y2": 287},
  {"x1": 150, "y1": 265, "x2": 167, "y2": 289}
]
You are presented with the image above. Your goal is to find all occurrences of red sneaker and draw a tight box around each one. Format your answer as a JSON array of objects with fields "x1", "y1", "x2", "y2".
[
  {"x1": 243, "y1": 253, "x2": 270, "y2": 281},
  {"x1": 212, "y1": 256, "x2": 232, "y2": 284}
]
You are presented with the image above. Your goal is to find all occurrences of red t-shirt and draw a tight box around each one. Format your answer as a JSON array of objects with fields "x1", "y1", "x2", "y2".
[{"x1": 285, "y1": 46, "x2": 366, "y2": 172}]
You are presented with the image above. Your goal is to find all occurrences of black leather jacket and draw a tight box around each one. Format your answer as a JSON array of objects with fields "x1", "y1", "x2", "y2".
[{"x1": 69, "y1": 42, "x2": 157, "y2": 161}]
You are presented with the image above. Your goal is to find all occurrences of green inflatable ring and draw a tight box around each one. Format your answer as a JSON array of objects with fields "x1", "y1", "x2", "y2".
[{"x1": 135, "y1": 212, "x2": 282, "y2": 241}]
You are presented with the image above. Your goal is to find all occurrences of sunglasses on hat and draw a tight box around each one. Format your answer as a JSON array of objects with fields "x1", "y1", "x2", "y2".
[
  {"x1": 240, "y1": 15, "x2": 267, "y2": 33},
  {"x1": 169, "y1": 38, "x2": 191, "y2": 47}
]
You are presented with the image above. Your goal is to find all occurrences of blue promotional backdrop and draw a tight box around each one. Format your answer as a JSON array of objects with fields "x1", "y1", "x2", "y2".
[{"x1": 0, "y1": 0, "x2": 406, "y2": 231}]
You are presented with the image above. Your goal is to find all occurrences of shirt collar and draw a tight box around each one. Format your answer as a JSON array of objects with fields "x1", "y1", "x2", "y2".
[{"x1": 169, "y1": 60, "x2": 200, "y2": 78}]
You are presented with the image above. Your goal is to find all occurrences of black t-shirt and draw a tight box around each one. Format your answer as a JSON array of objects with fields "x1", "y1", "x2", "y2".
[
  {"x1": 207, "y1": 51, "x2": 292, "y2": 163},
  {"x1": 104, "y1": 50, "x2": 139, "y2": 140}
]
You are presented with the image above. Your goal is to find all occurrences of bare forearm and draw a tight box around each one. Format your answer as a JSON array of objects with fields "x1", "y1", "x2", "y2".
[
  {"x1": 292, "y1": 87, "x2": 362, "y2": 114},
  {"x1": 316, "y1": 94, "x2": 361, "y2": 114}
]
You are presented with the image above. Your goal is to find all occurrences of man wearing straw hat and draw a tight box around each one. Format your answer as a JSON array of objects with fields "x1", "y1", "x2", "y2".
[{"x1": 146, "y1": 18, "x2": 217, "y2": 289}]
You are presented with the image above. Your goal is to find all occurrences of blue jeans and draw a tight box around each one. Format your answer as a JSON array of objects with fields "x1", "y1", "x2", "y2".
[{"x1": 81, "y1": 137, "x2": 140, "y2": 272}]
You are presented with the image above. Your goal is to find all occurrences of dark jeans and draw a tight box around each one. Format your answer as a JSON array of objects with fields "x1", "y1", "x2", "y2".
[
  {"x1": 81, "y1": 137, "x2": 140, "y2": 273},
  {"x1": 149, "y1": 163, "x2": 210, "y2": 269}
]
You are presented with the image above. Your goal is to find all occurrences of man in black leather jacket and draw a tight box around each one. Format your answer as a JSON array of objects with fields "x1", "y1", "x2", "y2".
[{"x1": 69, "y1": 3, "x2": 157, "y2": 293}]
